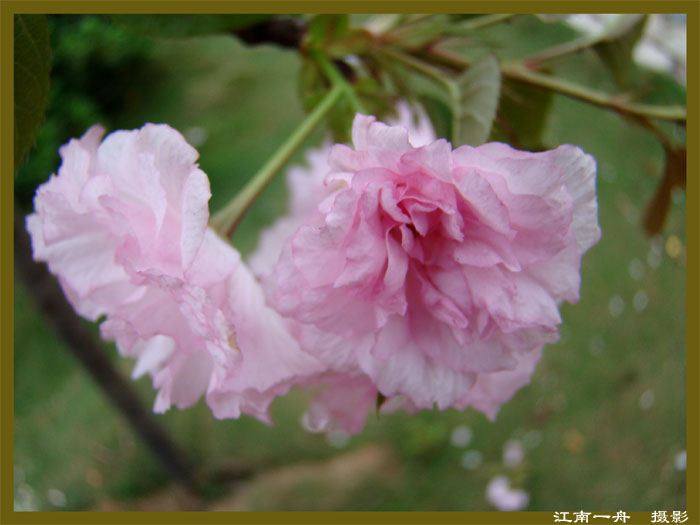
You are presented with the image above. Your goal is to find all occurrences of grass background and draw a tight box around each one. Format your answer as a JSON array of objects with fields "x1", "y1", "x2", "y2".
[{"x1": 13, "y1": 14, "x2": 687, "y2": 511}]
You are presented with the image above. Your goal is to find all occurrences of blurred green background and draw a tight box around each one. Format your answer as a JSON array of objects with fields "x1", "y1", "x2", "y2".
[{"x1": 14, "y1": 14, "x2": 686, "y2": 511}]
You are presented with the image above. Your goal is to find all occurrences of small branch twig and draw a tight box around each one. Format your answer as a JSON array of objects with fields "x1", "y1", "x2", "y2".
[{"x1": 210, "y1": 82, "x2": 345, "y2": 239}]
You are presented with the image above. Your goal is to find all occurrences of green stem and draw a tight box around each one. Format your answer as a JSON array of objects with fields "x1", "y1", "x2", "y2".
[
  {"x1": 381, "y1": 47, "x2": 456, "y2": 95},
  {"x1": 210, "y1": 83, "x2": 344, "y2": 239},
  {"x1": 501, "y1": 62, "x2": 687, "y2": 123},
  {"x1": 424, "y1": 46, "x2": 686, "y2": 123},
  {"x1": 521, "y1": 35, "x2": 601, "y2": 67},
  {"x1": 449, "y1": 13, "x2": 517, "y2": 33},
  {"x1": 310, "y1": 48, "x2": 366, "y2": 114},
  {"x1": 400, "y1": 13, "x2": 436, "y2": 26},
  {"x1": 385, "y1": 14, "x2": 516, "y2": 47},
  {"x1": 379, "y1": 14, "x2": 439, "y2": 44},
  {"x1": 380, "y1": 49, "x2": 466, "y2": 141},
  {"x1": 522, "y1": 15, "x2": 649, "y2": 68}
]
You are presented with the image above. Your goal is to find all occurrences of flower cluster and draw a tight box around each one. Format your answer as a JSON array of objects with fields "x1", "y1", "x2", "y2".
[{"x1": 27, "y1": 106, "x2": 600, "y2": 434}]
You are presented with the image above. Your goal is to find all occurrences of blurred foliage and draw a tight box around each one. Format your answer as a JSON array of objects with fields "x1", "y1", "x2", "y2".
[
  {"x1": 110, "y1": 14, "x2": 274, "y2": 38},
  {"x1": 14, "y1": 15, "x2": 161, "y2": 212}
]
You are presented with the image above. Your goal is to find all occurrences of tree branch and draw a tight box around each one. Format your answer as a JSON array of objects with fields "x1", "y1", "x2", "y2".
[
  {"x1": 233, "y1": 17, "x2": 307, "y2": 49},
  {"x1": 14, "y1": 210, "x2": 200, "y2": 494}
]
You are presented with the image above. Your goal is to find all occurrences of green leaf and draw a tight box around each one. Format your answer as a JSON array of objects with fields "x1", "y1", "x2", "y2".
[
  {"x1": 418, "y1": 94, "x2": 452, "y2": 141},
  {"x1": 593, "y1": 15, "x2": 647, "y2": 89},
  {"x1": 326, "y1": 95, "x2": 355, "y2": 144},
  {"x1": 110, "y1": 14, "x2": 274, "y2": 38},
  {"x1": 298, "y1": 58, "x2": 326, "y2": 109},
  {"x1": 451, "y1": 55, "x2": 501, "y2": 147},
  {"x1": 370, "y1": 52, "x2": 413, "y2": 101},
  {"x1": 306, "y1": 14, "x2": 349, "y2": 50},
  {"x1": 382, "y1": 14, "x2": 453, "y2": 51},
  {"x1": 328, "y1": 28, "x2": 372, "y2": 58},
  {"x1": 14, "y1": 14, "x2": 51, "y2": 172},
  {"x1": 492, "y1": 77, "x2": 553, "y2": 150},
  {"x1": 355, "y1": 77, "x2": 395, "y2": 121}
]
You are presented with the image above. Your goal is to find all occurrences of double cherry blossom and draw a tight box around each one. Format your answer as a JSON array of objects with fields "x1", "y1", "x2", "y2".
[{"x1": 28, "y1": 105, "x2": 600, "y2": 433}]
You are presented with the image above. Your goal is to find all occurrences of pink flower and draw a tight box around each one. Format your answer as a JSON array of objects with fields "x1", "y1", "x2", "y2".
[
  {"x1": 486, "y1": 476, "x2": 529, "y2": 511},
  {"x1": 254, "y1": 109, "x2": 600, "y2": 433},
  {"x1": 27, "y1": 123, "x2": 323, "y2": 422},
  {"x1": 249, "y1": 102, "x2": 438, "y2": 279}
]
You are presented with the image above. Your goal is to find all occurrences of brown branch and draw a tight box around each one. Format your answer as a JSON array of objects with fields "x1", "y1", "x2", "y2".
[
  {"x1": 14, "y1": 209, "x2": 201, "y2": 494},
  {"x1": 233, "y1": 17, "x2": 307, "y2": 49}
]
